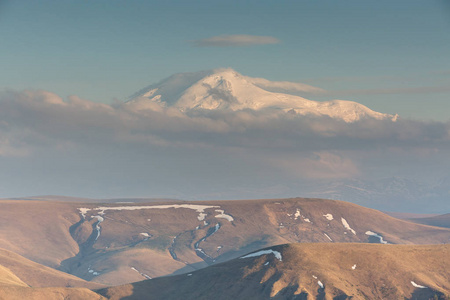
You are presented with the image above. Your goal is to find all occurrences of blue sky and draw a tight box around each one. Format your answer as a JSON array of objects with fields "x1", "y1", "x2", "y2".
[{"x1": 1, "y1": 0, "x2": 449, "y2": 120}]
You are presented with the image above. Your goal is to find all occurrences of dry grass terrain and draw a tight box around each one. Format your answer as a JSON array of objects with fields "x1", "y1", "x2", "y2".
[
  {"x1": 0, "y1": 255, "x2": 105, "y2": 300},
  {"x1": 0, "y1": 286, "x2": 106, "y2": 300},
  {"x1": 0, "y1": 265, "x2": 28, "y2": 287},
  {"x1": 0, "y1": 248, "x2": 103, "y2": 289},
  {"x1": 100, "y1": 243, "x2": 450, "y2": 300},
  {"x1": 0, "y1": 198, "x2": 449, "y2": 286}
]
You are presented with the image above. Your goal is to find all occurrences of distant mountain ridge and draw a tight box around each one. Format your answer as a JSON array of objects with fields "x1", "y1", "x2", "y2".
[
  {"x1": 306, "y1": 176, "x2": 450, "y2": 213},
  {"x1": 127, "y1": 69, "x2": 398, "y2": 123}
]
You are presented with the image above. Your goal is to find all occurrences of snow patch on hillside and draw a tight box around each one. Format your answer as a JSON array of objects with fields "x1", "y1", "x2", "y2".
[
  {"x1": 323, "y1": 214, "x2": 333, "y2": 221},
  {"x1": 411, "y1": 281, "x2": 427, "y2": 289},
  {"x1": 365, "y1": 231, "x2": 388, "y2": 244},
  {"x1": 240, "y1": 249, "x2": 282, "y2": 261},
  {"x1": 131, "y1": 267, "x2": 152, "y2": 280},
  {"x1": 197, "y1": 212, "x2": 207, "y2": 221},
  {"x1": 324, "y1": 233, "x2": 333, "y2": 241},
  {"x1": 91, "y1": 215, "x2": 104, "y2": 241},
  {"x1": 214, "y1": 209, "x2": 234, "y2": 222},
  {"x1": 318, "y1": 281, "x2": 324, "y2": 289},
  {"x1": 92, "y1": 204, "x2": 220, "y2": 223},
  {"x1": 341, "y1": 218, "x2": 356, "y2": 235},
  {"x1": 88, "y1": 266, "x2": 100, "y2": 276},
  {"x1": 78, "y1": 208, "x2": 90, "y2": 219}
]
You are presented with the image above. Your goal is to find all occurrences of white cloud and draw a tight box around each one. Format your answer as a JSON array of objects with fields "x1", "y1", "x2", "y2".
[
  {"x1": 192, "y1": 35, "x2": 280, "y2": 47},
  {"x1": 246, "y1": 76, "x2": 325, "y2": 95}
]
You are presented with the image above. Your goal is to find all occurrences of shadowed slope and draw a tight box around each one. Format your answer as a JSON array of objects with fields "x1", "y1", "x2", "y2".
[
  {"x1": 408, "y1": 213, "x2": 450, "y2": 229},
  {"x1": 100, "y1": 243, "x2": 450, "y2": 300}
]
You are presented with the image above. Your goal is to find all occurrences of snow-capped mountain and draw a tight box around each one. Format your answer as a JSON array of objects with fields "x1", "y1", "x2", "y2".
[{"x1": 127, "y1": 68, "x2": 398, "y2": 123}]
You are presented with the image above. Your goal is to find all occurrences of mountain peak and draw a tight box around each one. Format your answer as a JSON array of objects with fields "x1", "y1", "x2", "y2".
[{"x1": 127, "y1": 69, "x2": 398, "y2": 123}]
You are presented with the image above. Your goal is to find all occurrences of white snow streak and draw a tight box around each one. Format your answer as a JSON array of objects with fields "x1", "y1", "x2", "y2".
[
  {"x1": 91, "y1": 215, "x2": 104, "y2": 241},
  {"x1": 352, "y1": 264, "x2": 356, "y2": 270},
  {"x1": 240, "y1": 249, "x2": 282, "y2": 261},
  {"x1": 411, "y1": 281, "x2": 427, "y2": 289},
  {"x1": 197, "y1": 212, "x2": 207, "y2": 221},
  {"x1": 341, "y1": 218, "x2": 356, "y2": 235},
  {"x1": 214, "y1": 209, "x2": 234, "y2": 222},
  {"x1": 324, "y1": 233, "x2": 333, "y2": 241},
  {"x1": 318, "y1": 281, "x2": 324, "y2": 289},
  {"x1": 92, "y1": 215, "x2": 104, "y2": 222},
  {"x1": 365, "y1": 231, "x2": 388, "y2": 244},
  {"x1": 131, "y1": 267, "x2": 152, "y2": 280}
]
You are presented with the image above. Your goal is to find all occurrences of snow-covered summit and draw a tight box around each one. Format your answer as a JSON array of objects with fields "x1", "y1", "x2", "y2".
[{"x1": 127, "y1": 68, "x2": 398, "y2": 123}]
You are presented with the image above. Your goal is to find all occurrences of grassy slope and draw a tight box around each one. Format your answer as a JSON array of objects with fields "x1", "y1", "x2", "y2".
[
  {"x1": 0, "y1": 286, "x2": 105, "y2": 300},
  {"x1": 0, "y1": 200, "x2": 81, "y2": 267},
  {"x1": 0, "y1": 265, "x2": 28, "y2": 287},
  {"x1": 0, "y1": 248, "x2": 103, "y2": 289},
  {"x1": 0, "y1": 260, "x2": 105, "y2": 300}
]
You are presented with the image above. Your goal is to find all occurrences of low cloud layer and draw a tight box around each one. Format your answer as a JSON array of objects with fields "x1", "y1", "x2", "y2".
[
  {"x1": 0, "y1": 90, "x2": 449, "y2": 211},
  {"x1": 192, "y1": 35, "x2": 280, "y2": 47}
]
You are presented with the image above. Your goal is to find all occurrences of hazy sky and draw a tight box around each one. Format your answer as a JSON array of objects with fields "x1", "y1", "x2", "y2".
[{"x1": 0, "y1": 1, "x2": 449, "y2": 213}]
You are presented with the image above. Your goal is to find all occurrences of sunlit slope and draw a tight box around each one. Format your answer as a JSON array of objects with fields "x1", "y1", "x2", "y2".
[
  {"x1": 0, "y1": 286, "x2": 105, "y2": 300},
  {"x1": 0, "y1": 265, "x2": 28, "y2": 287},
  {"x1": 0, "y1": 200, "x2": 81, "y2": 267},
  {"x1": 0, "y1": 254, "x2": 105, "y2": 300},
  {"x1": 100, "y1": 243, "x2": 450, "y2": 300},
  {"x1": 0, "y1": 248, "x2": 103, "y2": 289}
]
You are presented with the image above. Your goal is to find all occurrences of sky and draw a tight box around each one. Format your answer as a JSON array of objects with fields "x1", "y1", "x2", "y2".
[
  {"x1": 0, "y1": 1, "x2": 449, "y2": 212},
  {"x1": 1, "y1": 0, "x2": 450, "y2": 119}
]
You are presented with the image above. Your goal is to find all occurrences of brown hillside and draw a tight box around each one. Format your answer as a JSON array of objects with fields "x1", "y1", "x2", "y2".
[
  {"x1": 1, "y1": 198, "x2": 449, "y2": 285},
  {"x1": 0, "y1": 286, "x2": 105, "y2": 300},
  {"x1": 0, "y1": 200, "x2": 81, "y2": 267},
  {"x1": 0, "y1": 265, "x2": 28, "y2": 287},
  {"x1": 100, "y1": 243, "x2": 450, "y2": 300},
  {"x1": 0, "y1": 248, "x2": 103, "y2": 289}
]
